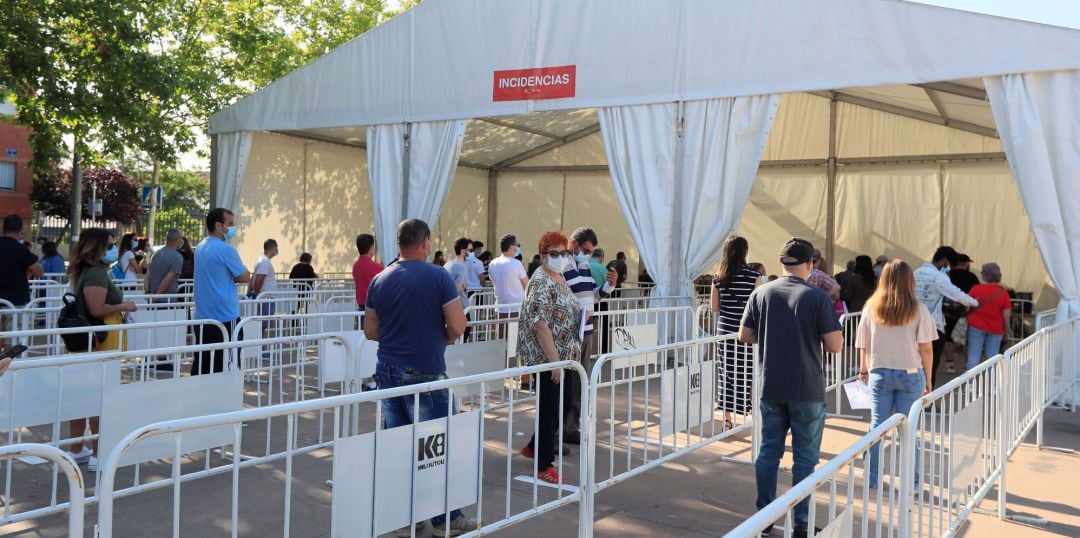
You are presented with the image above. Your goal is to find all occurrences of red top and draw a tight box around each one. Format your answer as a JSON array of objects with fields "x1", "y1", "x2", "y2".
[
  {"x1": 967, "y1": 284, "x2": 1012, "y2": 335},
  {"x1": 352, "y1": 255, "x2": 384, "y2": 306}
]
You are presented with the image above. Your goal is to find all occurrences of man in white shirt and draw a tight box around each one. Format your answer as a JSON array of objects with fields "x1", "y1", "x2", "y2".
[
  {"x1": 487, "y1": 234, "x2": 528, "y2": 315},
  {"x1": 250, "y1": 239, "x2": 279, "y2": 322},
  {"x1": 914, "y1": 246, "x2": 978, "y2": 388},
  {"x1": 466, "y1": 239, "x2": 486, "y2": 289}
]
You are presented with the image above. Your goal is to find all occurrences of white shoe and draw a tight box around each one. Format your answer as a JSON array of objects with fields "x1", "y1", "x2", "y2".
[
  {"x1": 68, "y1": 446, "x2": 91, "y2": 463},
  {"x1": 87, "y1": 456, "x2": 98, "y2": 472}
]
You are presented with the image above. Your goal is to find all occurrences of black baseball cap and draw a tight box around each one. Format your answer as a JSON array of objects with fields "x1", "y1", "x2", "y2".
[
  {"x1": 956, "y1": 253, "x2": 973, "y2": 263},
  {"x1": 779, "y1": 238, "x2": 815, "y2": 266}
]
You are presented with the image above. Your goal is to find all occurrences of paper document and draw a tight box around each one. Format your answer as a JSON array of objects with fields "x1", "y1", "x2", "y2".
[
  {"x1": 578, "y1": 307, "x2": 588, "y2": 340},
  {"x1": 843, "y1": 380, "x2": 873, "y2": 410}
]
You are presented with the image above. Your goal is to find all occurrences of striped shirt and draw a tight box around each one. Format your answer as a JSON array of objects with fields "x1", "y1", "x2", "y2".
[
  {"x1": 714, "y1": 267, "x2": 760, "y2": 334},
  {"x1": 563, "y1": 262, "x2": 613, "y2": 335}
]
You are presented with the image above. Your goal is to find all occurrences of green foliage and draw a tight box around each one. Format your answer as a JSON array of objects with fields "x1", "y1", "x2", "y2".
[
  {"x1": 32, "y1": 167, "x2": 143, "y2": 224},
  {"x1": 153, "y1": 206, "x2": 203, "y2": 240}
]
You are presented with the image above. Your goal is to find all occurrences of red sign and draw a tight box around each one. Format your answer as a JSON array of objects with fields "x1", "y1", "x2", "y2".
[{"x1": 492, "y1": 65, "x2": 576, "y2": 102}]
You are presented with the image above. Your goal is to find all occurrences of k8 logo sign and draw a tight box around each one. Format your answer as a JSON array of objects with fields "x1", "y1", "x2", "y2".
[{"x1": 418, "y1": 433, "x2": 447, "y2": 468}]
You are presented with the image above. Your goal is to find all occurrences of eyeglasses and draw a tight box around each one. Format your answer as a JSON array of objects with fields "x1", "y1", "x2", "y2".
[{"x1": 545, "y1": 250, "x2": 573, "y2": 258}]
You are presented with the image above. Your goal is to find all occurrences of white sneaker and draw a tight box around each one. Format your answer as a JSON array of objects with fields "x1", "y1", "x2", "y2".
[
  {"x1": 87, "y1": 456, "x2": 98, "y2": 472},
  {"x1": 68, "y1": 446, "x2": 91, "y2": 463}
]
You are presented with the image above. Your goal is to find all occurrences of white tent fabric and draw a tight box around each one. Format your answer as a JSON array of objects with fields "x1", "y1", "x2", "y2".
[
  {"x1": 367, "y1": 120, "x2": 467, "y2": 261},
  {"x1": 599, "y1": 96, "x2": 779, "y2": 298},
  {"x1": 985, "y1": 70, "x2": 1080, "y2": 319},
  {"x1": 213, "y1": 132, "x2": 252, "y2": 211}
]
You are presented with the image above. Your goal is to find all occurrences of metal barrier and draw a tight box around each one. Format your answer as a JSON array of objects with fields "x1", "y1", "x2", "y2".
[
  {"x1": 723, "y1": 414, "x2": 910, "y2": 538},
  {"x1": 583, "y1": 334, "x2": 759, "y2": 535},
  {"x1": 0, "y1": 443, "x2": 85, "y2": 535},
  {"x1": 826, "y1": 312, "x2": 862, "y2": 417},
  {"x1": 96, "y1": 361, "x2": 589, "y2": 538},
  {"x1": 0, "y1": 334, "x2": 356, "y2": 529},
  {"x1": 1034, "y1": 308, "x2": 1057, "y2": 331}
]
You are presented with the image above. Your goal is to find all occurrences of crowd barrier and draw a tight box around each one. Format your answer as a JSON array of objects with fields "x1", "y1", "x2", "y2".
[
  {"x1": 0, "y1": 334, "x2": 356, "y2": 527},
  {"x1": 96, "y1": 361, "x2": 589, "y2": 538},
  {"x1": 724, "y1": 414, "x2": 910, "y2": 538},
  {"x1": 0, "y1": 443, "x2": 85, "y2": 535}
]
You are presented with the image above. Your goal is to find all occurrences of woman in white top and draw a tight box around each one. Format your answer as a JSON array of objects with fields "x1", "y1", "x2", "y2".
[
  {"x1": 118, "y1": 233, "x2": 142, "y2": 280},
  {"x1": 855, "y1": 259, "x2": 937, "y2": 488}
]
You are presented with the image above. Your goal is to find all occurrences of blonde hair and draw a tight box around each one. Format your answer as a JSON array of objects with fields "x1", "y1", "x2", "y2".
[{"x1": 864, "y1": 259, "x2": 919, "y2": 326}]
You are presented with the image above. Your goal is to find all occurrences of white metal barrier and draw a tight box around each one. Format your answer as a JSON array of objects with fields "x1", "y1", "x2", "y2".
[
  {"x1": 0, "y1": 334, "x2": 356, "y2": 530},
  {"x1": 0, "y1": 443, "x2": 85, "y2": 535},
  {"x1": 1034, "y1": 308, "x2": 1057, "y2": 331},
  {"x1": 96, "y1": 361, "x2": 589, "y2": 538},
  {"x1": 583, "y1": 334, "x2": 760, "y2": 535},
  {"x1": 724, "y1": 414, "x2": 910, "y2": 538},
  {"x1": 826, "y1": 312, "x2": 862, "y2": 417}
]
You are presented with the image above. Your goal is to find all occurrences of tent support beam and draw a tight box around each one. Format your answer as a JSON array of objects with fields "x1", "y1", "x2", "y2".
[
  {"x1": 496, "y1": 152, "x2": 1006, "y2": 173},
  {"x1": 826, "y1": 98, "x2": 838, "y2": 268},
  {"x1": 476, "y1": 117, "x2": 560, "y2": 139},
  {"x1": 487, "y1": 170, "x2": 498, "y2": 249},
  {"x1": 491, "y1": 123, "x2": 602, "y2": 171},
  {"x1": 209, "y1": 134, "x2": 219, "y2": 208},
  {"x1": 924, "y1": 88, "x2": 951, "y2": 121},
  {"x1": 270, "y1": 130, "x2": 366, "y2": 148},
  {"x1": 810, "y1": 91, "x2": 998, "y2": 138},
  {"x1": 914, "y1": 82, "x2": 987, "y2": 101}
]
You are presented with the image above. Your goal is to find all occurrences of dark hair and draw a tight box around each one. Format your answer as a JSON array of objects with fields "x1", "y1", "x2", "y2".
[
  {"x1": 453, "y1": 237, "x2": 471, "y2": 256},
  {"x1": 499, "y1": 234, "x2": 517, "y2": 253},
  {"x1": 206, "y1": 208, "x2": 233, "y2": 233},
  {"x1": 532, "y1": 254, "x2": 541, "y2": 261},
  {"x1": 479, "y1": 251, "x2": 493, "y2": 263},
  {"x1": 179, "y1": 237, "x2": 192, "y2": 255},
  {"x1": 853, "y1": 255, "x2": 876, "y2": 288},
  {"x1": 716, "y1": 235, "x2": 749, "y2": 284},
  {"x1": 42, "y1": 241, "x2": 59, "y2": 258},
  {"x1": 119, "y1": 232, "x2": 136, "y2": 253},
  {"x1": 932, "y1": 246, "x2": 959, "y2": 265},
  {"x1": 68, "y1": 228, "x2": 113, "y2": 284},
  {"x1": 616, "y1": 251, "x2": 626, "y2": 260},
  {"x1": 3, "y1": 214, "x2": 22, "y2": 234},
  {"x1": 397, "y1": 218, "x2": 430, "y2": 248},
  {"x1": 299, "y1": 252, "x2": 312, "y2": 263},
  {"x1": 471, "y1": 240, "x2": 484, "y2": 250},
  {"x1": 263, "y1": 238, "x2": 277, "y2": 251},
  {"x1": 356, "y1": 233, "x2": 375, "y2": 255},
  {"x1": 570, "y1": 227, "x2": 598, "y2": 247}
]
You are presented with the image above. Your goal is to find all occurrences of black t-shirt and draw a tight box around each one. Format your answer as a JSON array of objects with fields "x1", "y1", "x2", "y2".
[
  {"x1": 288, "y1": 263, "x2": 317, "y2": 280},
  {"x1": 0, "y1": 237, "x2": 38, "y2": 305},
  {"x1": 742, "y1": 275, "x2": 842, "y2": 402},
  {"x1": 949, "y1": 269, "x2": 979, "y2": 294}
]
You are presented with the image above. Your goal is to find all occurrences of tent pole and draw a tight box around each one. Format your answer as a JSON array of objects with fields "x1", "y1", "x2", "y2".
[
  {"x1": 826, "y1": 98, "x2": 838, "y2": 268},
  {"x1": 487, "y1": 170, "x2": 498, "y2": 249},
  {"x1": 670, "y1": 102, "x2": 687, "y2": 301},
  {"x1": 209, "y1": 134, "x2": 219, "y2": 209},
  {"x1": 401, "y1": 122, "x2": 412, "y2": 221},
  {"x1": 938, "y1": 163, "x2": 946, "y2": 247}
]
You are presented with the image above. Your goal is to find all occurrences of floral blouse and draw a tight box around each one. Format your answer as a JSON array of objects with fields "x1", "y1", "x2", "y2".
[{"x1": 516, "y1": 268, "x2": 582, "y2": 366}]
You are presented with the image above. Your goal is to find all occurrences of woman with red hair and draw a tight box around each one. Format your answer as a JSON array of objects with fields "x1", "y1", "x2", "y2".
[{"x1": 516, "y1": 230, "x2": 582, "y2": 484}]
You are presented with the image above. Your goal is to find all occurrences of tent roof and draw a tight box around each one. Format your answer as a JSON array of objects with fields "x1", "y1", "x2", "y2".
[{"x1": 209, "y1": 0, "x2": 1080, "y2": 138}]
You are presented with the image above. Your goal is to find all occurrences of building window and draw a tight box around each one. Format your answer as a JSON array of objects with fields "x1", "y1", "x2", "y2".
[{"x1": 0, "y1": 162, "x2": 14, "y2": 191}]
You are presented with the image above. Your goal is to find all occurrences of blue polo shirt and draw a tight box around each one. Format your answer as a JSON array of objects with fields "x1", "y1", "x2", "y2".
[
  {"x1": 193, "y1": 237, "x2": 246, "y2": 322},
  {"x1": 741, "y1": 276, "x2": 842, "y2": 402},
  {"x1": 367, "y1": 259, "x2": 460, "y2": 374}
]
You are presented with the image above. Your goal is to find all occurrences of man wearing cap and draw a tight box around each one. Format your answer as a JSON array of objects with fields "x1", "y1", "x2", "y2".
[{"x1": 739, "y1": 238, "x2": 844, "y2": 538}]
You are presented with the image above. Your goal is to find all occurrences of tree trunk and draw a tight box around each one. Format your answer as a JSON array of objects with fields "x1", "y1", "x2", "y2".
[
  {"x1": 148, "y1": 158, "x2": 161, "y2": 245},
  {"x1": 69, "y1": 135, "x2": 83, "y2": 245}
]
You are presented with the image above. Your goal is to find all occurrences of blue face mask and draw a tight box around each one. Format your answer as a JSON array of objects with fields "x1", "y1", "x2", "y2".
[
  {"x1": 467, "y1": 252, "x2": 476, "y2": 261},
  {"x1": 514, "y1": 245, "x2": 521, "y2": 257},
  {"x1": 103, "y1": 245, "x2": 119, "y2": 265},
  {"x1": 225, "y1": 226, "x2": 237, "y2": 241},
  {"x1": 574, "y1": 252, "x2": 589, "y2": 265},
  {"x1": 132, "y1": 239, "x2": 140, "y2": 249}
]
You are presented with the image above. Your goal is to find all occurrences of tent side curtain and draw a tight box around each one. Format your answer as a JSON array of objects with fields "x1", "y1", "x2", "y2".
[
  {"x1": 367, "y1": 120, "x2": 468, "y2": 262},
  {"x1": 599, "y1": 95, "x2": 780, "y2": 299},
  {"x1": 985, "y1": 70, "x2": 1080, "y2": 319},
  {"x1": 214, "y1": 132, "x2": 253, "y2": 212}
]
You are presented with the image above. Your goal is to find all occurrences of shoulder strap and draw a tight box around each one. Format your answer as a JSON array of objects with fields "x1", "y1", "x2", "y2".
[{"x1": 972, "y1": 286, "x2": 1007, "y2": 312}]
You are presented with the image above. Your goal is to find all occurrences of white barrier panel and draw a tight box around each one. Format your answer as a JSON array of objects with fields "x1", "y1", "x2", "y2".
[
  {"x1": 660, "y1": 360, "x2": 716, "y2": 437},
  {"x1": 446, "y1": 340, "x2": 508, "y2": 397},
  {"x1": 319, "y1": 330, "x2": 365, "y2": 387},
  {"x1": 0, "y1": 361, "x2": 121, "y2": 429},
  {"x1": 99, "y1": 371, "x2": 244, "y2": 466},
  {"x1": 127, "y1": 306, "x2": 189, "y2": 351},
  {"x1": 332, "y1": 411, "x2": 482, "y2": 535},
  {"x1": 0, "y1": 444, "x2": 85, "y2": 534}
]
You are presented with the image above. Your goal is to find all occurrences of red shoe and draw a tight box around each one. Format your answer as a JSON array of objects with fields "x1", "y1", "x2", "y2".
[
  {"x1": 537, "y1": 467, "x2": 564, "y2": 484},
  {"x1": 521, "y1": 445, "x2": 534, "y2": 458}
]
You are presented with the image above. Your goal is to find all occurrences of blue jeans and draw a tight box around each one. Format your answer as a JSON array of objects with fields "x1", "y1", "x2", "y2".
[
  {"x1": 373, "y1": 362, "x2": 462, "y2": 524},
  {"x1": 966, "y1": 327, "x2": 1003, "y2": 370},
  {"x1": 755, "y1": 400, "x2": 827, "y2": 529},
  {"x1": 868, "y1": 369, "x2": 924, "y2": 487}
]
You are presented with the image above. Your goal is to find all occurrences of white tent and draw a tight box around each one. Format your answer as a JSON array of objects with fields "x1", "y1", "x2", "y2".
[{"x1": 208, "y1": 0, "x2": 1080, "y2": 315}]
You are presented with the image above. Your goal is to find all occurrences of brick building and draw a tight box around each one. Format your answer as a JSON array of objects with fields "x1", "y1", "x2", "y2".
[{"x1": 0, "y1": 100, "x2": 32, "y2": 222}]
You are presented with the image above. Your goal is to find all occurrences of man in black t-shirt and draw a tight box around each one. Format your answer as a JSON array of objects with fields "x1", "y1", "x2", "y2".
[
  {"x1": 740, "y1": 238, "x2": 843, "y2": 537},
  {"x1": 0, "y1": 215, "x2": 44, "y2": 351}
]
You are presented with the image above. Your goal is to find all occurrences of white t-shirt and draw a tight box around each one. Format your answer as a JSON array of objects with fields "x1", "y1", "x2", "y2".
[
  {"x1": 487, "y1": 255, "x2": 527, "y2": 313},
  {"x1": 253, "y1": 255, "x2": 277, "y2": 295},
  {"x1": 120, "y1": 250, "x2": 138, "y2": 280},
  {"x1": 466, "y1": 257, "x2": 485, "y2": 288}
]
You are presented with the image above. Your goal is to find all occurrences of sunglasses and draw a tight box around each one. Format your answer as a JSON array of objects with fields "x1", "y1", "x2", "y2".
[{"x1": 545, "y1": 250, "x2": 573, "y2": 258}]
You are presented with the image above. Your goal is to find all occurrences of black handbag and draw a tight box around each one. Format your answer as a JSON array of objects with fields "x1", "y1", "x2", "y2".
[{"x1": 57, "y1": 290, "x2": 108, "y2": 352}]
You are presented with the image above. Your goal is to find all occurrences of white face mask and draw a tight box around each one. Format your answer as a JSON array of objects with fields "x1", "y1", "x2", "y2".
[{"x1": 546, "y1": 254, "x2": 571, "y2": 273}]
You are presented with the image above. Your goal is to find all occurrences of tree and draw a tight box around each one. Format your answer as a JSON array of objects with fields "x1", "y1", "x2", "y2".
[{"x1": 32, "y1": 167, "x2": 143, "y2": 225}]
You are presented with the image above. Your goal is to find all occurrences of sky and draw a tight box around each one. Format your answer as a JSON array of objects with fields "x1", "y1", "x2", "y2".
[{"x1": 178, "y1": 0, "x2": 1080, "y2": 170}]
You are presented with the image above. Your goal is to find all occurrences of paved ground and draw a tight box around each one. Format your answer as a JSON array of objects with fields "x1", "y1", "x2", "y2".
[{"x1": 5, "y1": 352, "x2": 1079, "y2": 537}]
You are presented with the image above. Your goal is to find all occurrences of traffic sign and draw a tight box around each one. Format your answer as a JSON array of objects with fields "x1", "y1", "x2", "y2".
[{"x1": 141, "y1": 186, "x2": 164, "y2": 210}]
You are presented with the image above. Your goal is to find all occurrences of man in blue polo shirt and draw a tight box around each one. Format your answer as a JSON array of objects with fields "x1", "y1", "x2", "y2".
[
  {"x1": 561, "y1": 227, "x2": 616, "y2": 444},
  {"x1": 192, "y1": 208, "x2": 250, "y2": 375},
  {"x1": 739, "y1": 238, "x2": 843, "y2": 538},
  {"x1": 364, "y1": 218, "x2": 474, "y2": 536}
]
